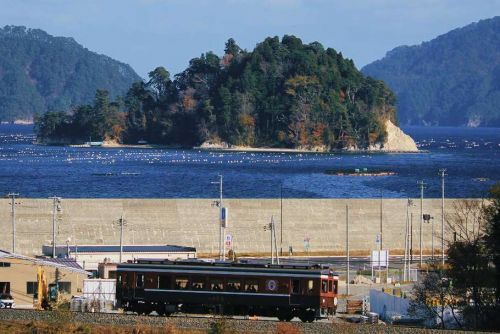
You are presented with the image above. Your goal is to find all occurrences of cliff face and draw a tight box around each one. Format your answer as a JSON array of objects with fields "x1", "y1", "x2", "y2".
[{"x1": 375, "y1": 120, "x2": 418, "y2": 152}]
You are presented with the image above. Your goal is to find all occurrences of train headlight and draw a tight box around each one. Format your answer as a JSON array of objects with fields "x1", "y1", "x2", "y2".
[{"x1": 322, "y1": 298, "x2": 326, "y2": 304}]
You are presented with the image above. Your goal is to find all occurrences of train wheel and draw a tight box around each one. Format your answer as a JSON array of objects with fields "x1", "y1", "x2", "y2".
[
  {"x1": 299, "y1": 310, "x2": 315, "y2": 323},
  {"x1": 277, "y1": 309, "x2": 293, "y2": 322}
]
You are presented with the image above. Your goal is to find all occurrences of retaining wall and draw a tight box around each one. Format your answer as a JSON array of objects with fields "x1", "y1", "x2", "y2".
[{"x1": 0, "y1": 198, "x2": 473, "y2": 256}]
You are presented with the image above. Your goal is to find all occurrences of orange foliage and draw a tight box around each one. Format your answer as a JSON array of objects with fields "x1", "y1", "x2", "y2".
[
  {"x1": 182, "y1": 88, "x2": 197, "y2": 111},
  {"x1": 239, "y1": 114, "x2": 255, "y2": 128},
  {"x1": 339, "y1": 89, "x2": 345, "y2": 102},
  {"x1": 298, "y1": 123, "x2": 308, "y2": 146},
  {"x1": 220, "y1": 53, "x2": 234, "y2": 67},
  {"x1": 277, "y1": 130, "x2": 286, "y2": 143},
  {"x1": 312, "y1": 123, "x2": 326, "y2": 144}
]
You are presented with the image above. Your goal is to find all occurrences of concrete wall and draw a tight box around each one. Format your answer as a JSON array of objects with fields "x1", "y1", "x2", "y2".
[{"x1": 0, "y1": 198, "x2": 471, "y2": 256}]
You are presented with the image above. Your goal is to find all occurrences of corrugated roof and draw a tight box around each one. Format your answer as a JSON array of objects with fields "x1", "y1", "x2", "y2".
[
  {"x1": 42, "y1": 244, "x2": 196, "y2": 255},
  {"x1": 0, "y1": 249, "x2": 90, "y2": 275},
  {"x1": 36, "y1": 257, "x2": 84, "y2": 270}
]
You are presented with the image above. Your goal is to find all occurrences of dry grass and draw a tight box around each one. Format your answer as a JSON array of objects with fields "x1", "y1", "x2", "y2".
[{"x1": 0, "y1": 321, "x2": 201, "y2": 334}]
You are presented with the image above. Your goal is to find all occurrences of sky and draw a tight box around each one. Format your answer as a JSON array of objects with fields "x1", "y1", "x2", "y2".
[{"x1": 1, "y1": 0, "x2": 499, "y2": 79}]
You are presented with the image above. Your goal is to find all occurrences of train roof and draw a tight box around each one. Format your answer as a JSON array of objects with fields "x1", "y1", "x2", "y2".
[{"x1": 117, "y1": 259, "x2": 339, "y2": 277}]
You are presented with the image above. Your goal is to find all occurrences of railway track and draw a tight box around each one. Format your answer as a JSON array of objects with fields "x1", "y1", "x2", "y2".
[{"x1": 0, "y1": 309, "x2": 335, "y2": 333}]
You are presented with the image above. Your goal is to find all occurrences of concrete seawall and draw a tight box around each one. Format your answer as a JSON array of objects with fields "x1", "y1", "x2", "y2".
[{"x1": 0, "y1": 198, "x2": 474, "y2": 256}]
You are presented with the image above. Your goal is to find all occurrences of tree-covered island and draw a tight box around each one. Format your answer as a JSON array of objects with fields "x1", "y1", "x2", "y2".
[{"x1": 35, "y1": 36, "x2": 399, "y2": 151}]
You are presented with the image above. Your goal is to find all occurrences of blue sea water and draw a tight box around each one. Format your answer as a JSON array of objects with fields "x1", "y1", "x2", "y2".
[{"x1": 0, "y1": 124, "x2": 498, "y2": 198}]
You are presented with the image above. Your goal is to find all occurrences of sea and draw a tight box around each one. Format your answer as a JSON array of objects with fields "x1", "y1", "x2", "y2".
[{"x1": 0, "y1": 124, "x2": 498, "y2": 199}]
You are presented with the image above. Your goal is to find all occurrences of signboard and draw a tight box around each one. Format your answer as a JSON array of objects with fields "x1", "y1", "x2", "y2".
[
  {"x1": 371, "y1": 250, "x2": 389, "y2": 267},
  {"x1": 220, "y1": 207, "x2": 228, "y2": 228},
  {"x1": 375, "y1": 234, "x2": 381, "y2": 244},
  {"x1": 225, "y1": 234, "x2": 232, "y2": 248}
]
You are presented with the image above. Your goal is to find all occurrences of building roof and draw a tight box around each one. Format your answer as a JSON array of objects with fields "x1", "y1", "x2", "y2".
[
  {"x1": 0, "y1": 249, "x2": 90, "y2": 275},
  {"x1": 42, "y1": 244, "x2": 196, "y2": 255},
  {"x1": 35, "y1": 257, "x2": 84, "y2": 270}
]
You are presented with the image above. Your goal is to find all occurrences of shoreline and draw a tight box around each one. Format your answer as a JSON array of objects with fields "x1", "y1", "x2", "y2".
[{"x1": 57, "y1": 142, "x2": 424, "y2": 154}]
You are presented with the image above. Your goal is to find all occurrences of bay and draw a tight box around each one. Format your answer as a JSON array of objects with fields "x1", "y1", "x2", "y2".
[{"x1": 0, "y1": 124, "x2": 498, "y2": 198}]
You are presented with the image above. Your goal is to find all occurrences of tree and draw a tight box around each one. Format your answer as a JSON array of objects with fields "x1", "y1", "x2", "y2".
[
  {"x1": 444, "y1": 198, "x2": 498, "y2": 330},
  {"x1": 409, "y1": 262, "x2": 462, "y2": 328},
  {"x1": 485, "y1": 184, "x2": 500, "y2": 304}
]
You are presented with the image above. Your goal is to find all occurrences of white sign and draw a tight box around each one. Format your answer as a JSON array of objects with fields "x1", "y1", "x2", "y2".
[
  {"x1": 375, "y1": 234, "x2": 381, "y2": 244},
  {"x1": 225, "y1": 234, "x2": 232, "y2": 248},
  {"x1": 371, "y1": 250, "x2": 389, "y2": 267}
]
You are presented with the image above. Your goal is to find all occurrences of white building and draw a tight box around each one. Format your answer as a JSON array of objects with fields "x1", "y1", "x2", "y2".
[{"x1": 42, "y1": 244, "x2": 197, "y2": 274}]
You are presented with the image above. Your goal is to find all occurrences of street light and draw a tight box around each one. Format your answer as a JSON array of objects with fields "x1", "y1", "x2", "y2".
[
  {"x1": 115, "y1": 214, "x2": 127, "y2": 263},
  {"x1": 423, "y1": 214, "x2": 435, "y2": 259},
  {"x1": 264, "y1": 216, "x2": 279, "y2": 265}
]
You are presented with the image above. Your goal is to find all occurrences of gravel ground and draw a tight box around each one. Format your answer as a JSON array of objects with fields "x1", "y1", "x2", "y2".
[{"x1": 0, "y1": 309, "x2": 493, "y2": 334}]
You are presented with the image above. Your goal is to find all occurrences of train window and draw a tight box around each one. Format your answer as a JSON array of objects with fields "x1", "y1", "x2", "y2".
[
  {"x1": 292, "y1": 279, "x2": 300, "y2": 294},
  {"x1": 244, "y1": 280, "x2": 258, "y2": 292},
  {"x1": 136, "y1": 274, "x2": 144, "y2": 288},
  {"x1": 122, "y1": 273, "x2": 128, "y2": 286},
  {"x1": 334, "y1": 280, "x2": 338, "y2": 294},
  {"x1": 226, "y1": 279, "x2": 241, "y2": 291},
  {"x1": 308, "y1": 280, "x2": 314, "y2": 293},
  {"x1": 210, "y1": 279, "x2": 223, "y2": 291},
  {"x1": 175, "y1": 277, "x2": 189, "y2": 290},
  {"x1": 158, "y1": 275, "x2": 170, "y2": 289},
  {"x1": 191, "y1": 278, "x2": 205, "y2": 290},
  {"x1": 328, "y1": 280, "x2": 333, "y2": 293},
  {"x1": 322, "y1": 280, "x2": 328, "y2": 293}
]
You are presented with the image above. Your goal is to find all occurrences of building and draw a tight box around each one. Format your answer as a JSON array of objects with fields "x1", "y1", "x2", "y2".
[
  {"x1": 42, "y1": 244, "x2": 197, "y2": 273},
  {"x1": 0, "y1": 250, "x2": 90, "y2": 308}
]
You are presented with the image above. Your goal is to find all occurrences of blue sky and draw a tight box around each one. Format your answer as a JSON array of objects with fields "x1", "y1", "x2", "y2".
[{"x1": 1, "y1": 0, "x2": 499, "y2": 79}]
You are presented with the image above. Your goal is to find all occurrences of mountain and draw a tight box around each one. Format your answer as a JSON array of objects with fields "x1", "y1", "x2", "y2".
[
  {"x1": 0, "y1": 25, "x2": 141, "y2": 122},
  {"x1": 362, "y1": 16, "x2": 500, "y2": 127},
  {"x1": 36, "y1": 36, "x2": 411, "y2": 151}
]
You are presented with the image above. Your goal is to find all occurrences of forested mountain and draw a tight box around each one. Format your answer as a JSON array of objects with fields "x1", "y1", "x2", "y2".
[
  {"x1": 36, "y1": 35, "x2": 397, "y2": 150},
  {"x1": 0, "y1": 26, "x2": 141, "y2": 122},
  {"x1": 362, "y1": 16, "x2": 500, "y2": 127}
]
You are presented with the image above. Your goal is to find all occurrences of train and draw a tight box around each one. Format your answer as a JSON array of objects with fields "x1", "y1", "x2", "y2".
[{"x1": 116, "y1": 259, "x2": 339, "y2": 322}]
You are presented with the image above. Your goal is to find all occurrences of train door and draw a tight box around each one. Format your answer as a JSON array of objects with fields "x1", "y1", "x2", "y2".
[
  {"x1": 134, "y1": 272, "x2": 145, "y2": 299},
  {"x1": 290, "y1": 278, "x2": 301, "y2": 305}
]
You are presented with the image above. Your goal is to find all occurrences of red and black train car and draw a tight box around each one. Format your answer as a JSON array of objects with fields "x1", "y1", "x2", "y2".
[{"x1": 116, "y1": 259, "x2": 339, "y2": 322}]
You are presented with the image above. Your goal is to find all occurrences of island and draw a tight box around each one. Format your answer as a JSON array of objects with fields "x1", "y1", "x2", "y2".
[{"x1": 34, "y1": 35, "x2": 418, "y2": 152}]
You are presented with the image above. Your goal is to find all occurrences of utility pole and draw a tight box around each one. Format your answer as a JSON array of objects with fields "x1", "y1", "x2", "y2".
[
  {"x1": 273, "y1": 217, "x2": 279, "y2": 265},
  {"x1": 49, "y1": 196, "x2": 62, "y2": 258},
  {"x1": 211, "y1": 175, "x2": 224, "y2": 261},
  {"x1": 116, "y1": 214, "x2": 127, "y2": 263},
  {"x1": 346, "y1": 205, "x2": 350, "y2": 295},
  {"x1": 404, "y1": 200, "x2": 409, "y2": 282},
  {"x1": 379, "y1": 192, "x2": 383, "y2": 283},
  {"x1": 8, "y1": 193, "x2": 19, "y2": 253},
  {"x1": 410, "y1": 213, "x2": 414, "y2": 263},
  {"x1": 405, "y1": 199, "x2": 414, "y2": 281},
  {"x1": 280, "y1": 183, "x2": 283, "y2": 257},
  {"x1": 264, "y1": 216, "x2": 279, "y2": 264},
  {"x1": 439, "y1": 169, "x2": 447, "y2": 266},
  {"x1": 417, "y1": 181, "x2": 426, "y2": 267}
]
